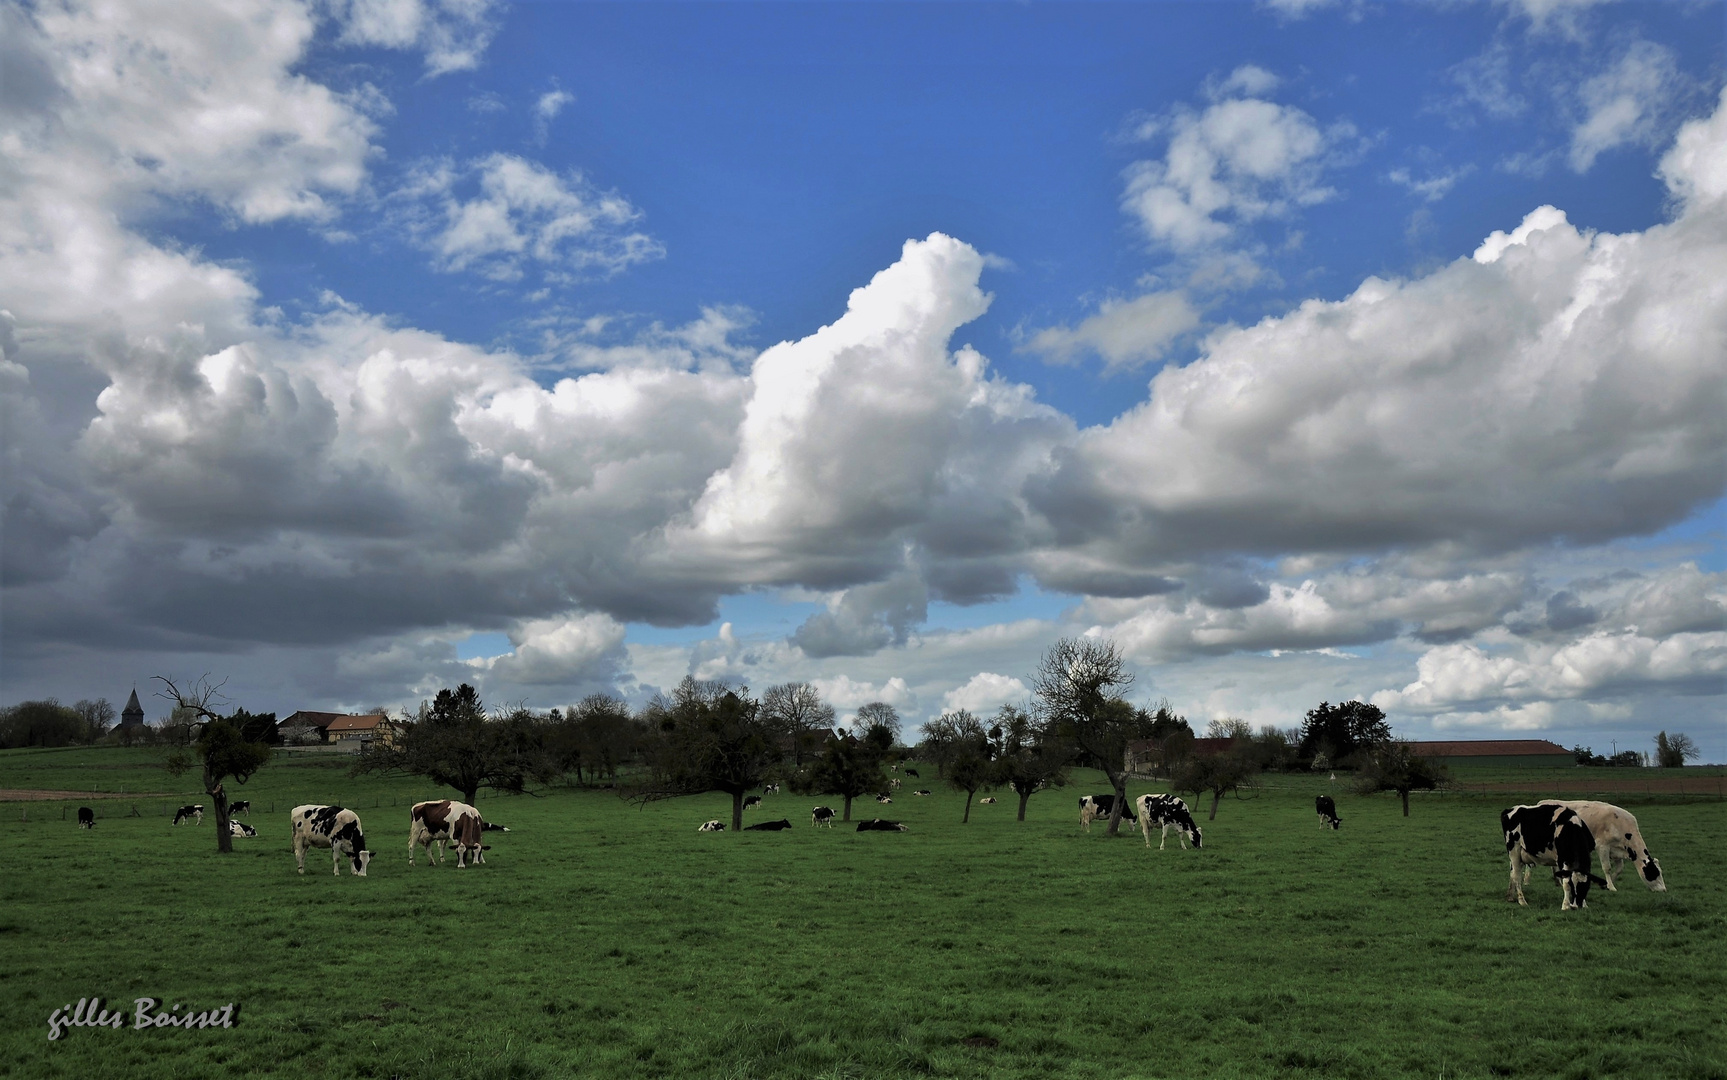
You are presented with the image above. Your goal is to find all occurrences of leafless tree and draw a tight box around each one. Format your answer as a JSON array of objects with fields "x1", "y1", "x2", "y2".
[
  {"x1": 761, "y1": 682, "x2": 837, "y2": 764},
  {"x1": 156, "y1": 675, "x2": 270, "y2": 854},
  {"x1": 1031, "y1": 637, "x2": 1145, "y2": 835}
]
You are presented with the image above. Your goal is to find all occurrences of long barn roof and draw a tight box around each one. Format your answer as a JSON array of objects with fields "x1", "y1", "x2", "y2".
[{"x1": 1406, "y1": 739, "x2": 1570, "y2": 757}]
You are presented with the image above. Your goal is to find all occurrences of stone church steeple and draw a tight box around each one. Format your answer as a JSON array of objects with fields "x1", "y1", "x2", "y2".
[{"x1": 121, "y1": 688, "x2": 145, "y2": 729}]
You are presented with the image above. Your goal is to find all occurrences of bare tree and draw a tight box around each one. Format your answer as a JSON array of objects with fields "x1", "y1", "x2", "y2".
[
  {"x1": 923, "y1": 710, "x2": 994, "y2": 822},
  {"x1": 761, "y1": 682, "x2": 837, "y2": 764},
  {"x1": 1654, "y1": 731, "x2": 1699, "y2": 769},
  {"x1": 991, "y1": 704, "x2": 1070, "y2": 821},
  {"x1": 1353, "y1": 739, "x2": 1449, "y2": 816},
  {"x1": 156, "y1": 676, "x2": 271, "y2": 854},
  {"x1": 1031, "y1": 637, "x2": 1144, "y2": 835}
]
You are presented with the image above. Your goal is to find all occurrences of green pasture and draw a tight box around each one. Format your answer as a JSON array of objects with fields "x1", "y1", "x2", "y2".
[{"x1": 2, "y1": 747, "x2": 1723, "y2": 1080}]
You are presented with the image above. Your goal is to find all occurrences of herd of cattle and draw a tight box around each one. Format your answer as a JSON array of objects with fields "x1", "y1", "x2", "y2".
[{"x1": 71, "y1": 775, "x2": 1669, "y2": 909}]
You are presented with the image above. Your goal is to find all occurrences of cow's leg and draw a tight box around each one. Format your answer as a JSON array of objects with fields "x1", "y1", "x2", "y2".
[
  {"x1": 1600, "y1": 850, "x2": 1620, "y2": 892},
  {"x1": 1508, "y1": 852, "x2": 1527, "y2": 905},
  {"x1": 1159, "y1": 822, "x2": 1169, "y2": 850},
  {"x1": 294, "y1": 837, "x2": 307, "y2": 875},
  {"x1": 332, "y1": 847, "x2": 342, "y2": 877},
  {"x1": 1140, "y1": 812, "x2": 1152, "y2": 848}
]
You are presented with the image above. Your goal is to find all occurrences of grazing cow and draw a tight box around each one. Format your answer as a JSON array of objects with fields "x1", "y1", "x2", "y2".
[
  {"x1": 890, "y1": 778, "x2": 902, "y2": 789},
  {"x1": 857, "y1": 819, "x2": 909, "y2": 832},
  {"x1": 289, "y1": 805, "x2": 373, "y2": 877},
  {"x1": 1502, "y1": 804, "x2": 1605, "y2": 909},
  {"x1": 1315, "y1": 795, "x2": 1342, "y2": 830},
  {"x1": 904, "y1": 768, "x2": 920, "y2": 778},
  {"x1": 744, "y1": 819, "x2": 793, "y2": 831},
  {"x1": 77, "y1": 807, "x2": 95, "y2": 829},
  {"x1": 1078, "y1": 794, "x2": 1137, "y2": 832},
  {"x1": 811, "y1": 806, "x2": 835, "y2": 827},
  {"x1": 978, "y1": 797, "x2": 997, "y2": 805},
  {"x1": 409, "y1": 800, "x2": 491, "y2": 868},
  {"x1": 913, "y1": 789, "x2": 932, "y2": 796},
  {"x1": 876, "y1": 795, "x2": 893, "y2": 804},
  {"x1": 229, "y1": 821, "x2": 257, "y2": 838},
  {"x1": 1538, "y1": 800, "x2": 1665, "y2": 894},
  {"x1": 172, "y1": 805, "x2": 204, "y2": 826},
  {"x1": 743, "y1": 795, "x2": 763, "y2": 810},
  {"x1": 890, "y1": 764, "x2": 898, "y2": 772},
  {"x1": 229, "y1": 800, "x2": 251, "y2": 818},
  {"x1": 1135, "y1": 794, "x2": 1203, "y2": 850},
  {"x1": 764, "y1": 784, "x2": 781, "y2": 795},
  {"x1": 698, "y1": 820, "x2": 726, "y2": 832}
]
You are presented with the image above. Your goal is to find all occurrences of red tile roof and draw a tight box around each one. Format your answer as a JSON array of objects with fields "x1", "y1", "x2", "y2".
[
  {"x1": 1408, "y1": 740, "x2": 1570, "y2": 757},
  {"x1": 325, "y1": 714, "x2": 388, "y2": 734}
]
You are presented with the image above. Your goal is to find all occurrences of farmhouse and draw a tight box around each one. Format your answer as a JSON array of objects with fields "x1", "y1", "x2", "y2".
[
  {"x1": 282, "y1": 711, "x2": 395, "y2": 748},
  {"x1": 1405, "y1": 740, "x2": 1573, "y2": 768},
  {"x1": 324, "y1": 713, "x2": 396, "y2": 750}
]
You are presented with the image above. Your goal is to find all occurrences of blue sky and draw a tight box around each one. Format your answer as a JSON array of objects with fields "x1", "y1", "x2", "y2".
[{"x1": 2, "y1": 0, "x2": 1723, "y2": 759}]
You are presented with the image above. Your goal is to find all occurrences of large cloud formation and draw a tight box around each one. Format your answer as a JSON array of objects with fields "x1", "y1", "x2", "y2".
[{"x1": 1, "y1": 2, "x2": 1722, "y2": 729}]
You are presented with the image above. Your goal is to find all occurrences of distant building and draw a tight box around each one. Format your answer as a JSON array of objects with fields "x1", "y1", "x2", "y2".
[
  {"x1": 120, "y1": 688, "x2": 146, "y2": 730},
  {"x1": 281, "y1": 710, "x2": 393, "y2": 746},
  {"x1": 325, "y1": 713, "x2": 395, "y2": 750},
  {"x1": 1405, "y1": 740, "x2": 1573, "y2": 768}
]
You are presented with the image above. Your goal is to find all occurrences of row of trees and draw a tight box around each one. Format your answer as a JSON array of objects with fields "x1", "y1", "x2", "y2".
[{"x1": 0, "y1": 698, "x2": 116, "y2": 748}]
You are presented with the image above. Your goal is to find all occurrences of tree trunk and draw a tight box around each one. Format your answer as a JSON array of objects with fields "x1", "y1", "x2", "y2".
[
  {"x1": 962, "y1": 791, "x2": 974, "y2": 823},
  {"x1": 842, "y1": 793, "x2": 853, "y2": 822},
  {"x1": 209, "y1": 774, "x2": 232, "y2": 854},
  {"x1": 731, "y1": 789, "x2": 745, "y2": 832},
  {"x1": 1209, "y1": 789, "x2": 1222, "y2": 820},
  {"x1": 1017, "y1": 790, "x2": 1030, "y2": 821},
  {"x1": 1401, "y1": 789, "x2": 1410, "y2": 817},
  {"x1": 1106, "y1": 776, "x2": 1127, "y2": 835},
  {"x1": 463, "y1": 784, "x2": 478, "y2": 806}
]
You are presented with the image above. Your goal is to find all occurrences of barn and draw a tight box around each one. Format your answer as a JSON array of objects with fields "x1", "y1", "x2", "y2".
[{"x1": 1404, "y1": 740, "x2": 1573, "y2": 768}]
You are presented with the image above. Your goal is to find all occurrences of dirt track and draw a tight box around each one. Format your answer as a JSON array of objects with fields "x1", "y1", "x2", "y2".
[{"x1": 0, "y1": 789, "x2": 180, "y2": 802}]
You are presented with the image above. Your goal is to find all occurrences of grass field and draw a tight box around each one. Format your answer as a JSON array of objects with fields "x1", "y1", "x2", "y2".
[{"x1": 2, "y1": 746, "x2": 1723, "y2": 1080}]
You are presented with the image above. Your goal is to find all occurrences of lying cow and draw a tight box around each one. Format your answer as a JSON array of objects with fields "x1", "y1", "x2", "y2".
[
  {"x1": 1538, "y1": 800, "x2": 1665, "y2": 894},
  {"x1": 904, "y1": 768, "x2": 919, "y2": 778},
  {"x1": 77, "y1": 807, "x2": 95, "y2": 829},
  {"x1": 290, "y1": 805, "x2": 373, "y2": 877},
  {"x1": 229, "y1": 800, "x2": 251, "y2": 818},
  {"x1": 1136, "y1": 794, "x2": 1203, "y2": 850},
  {"x1": 698, "y1": 820, "x2": 726, "y2": 832},
  {"x1": 978, "y1": 797, "x2": 997, "y2": 805},
  {"x1": 912, "y1": 789, "x2": 932, "y2": 796},
  {"x1": 857, "y1": 819, "x2": 909, "y2": 832},
  {"x1": 229, "y1": 821, "x2": 257, "y2": 837},
  {"x1": 744, "y1": 819, "x2": 792, "y2": 831},
  {"x1": 172, "y1": 804, "x2": 204, "y2": 826},
  {"x1": 1315, "y1": 795, "x2": 1342, "y2": 830},
  {"x1": 876, "y1": 795, "x2": 893, "y2": 804},
  {"x1": 811, "y1": 806, "x2": 835, "y2": 827},
  {"x1": 1503, "y1": 803, "x2": 1604, "y2": 910},
  {"x1": 409, "y1": 800, "x2": 490, "y2": 868},
  {"x1": 1078, "y1": 794, "x2": 1137, "y2": 832}
]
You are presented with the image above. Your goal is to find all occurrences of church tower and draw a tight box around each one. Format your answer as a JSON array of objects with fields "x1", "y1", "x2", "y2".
[{"x1": 121, "y1": 688, "x2": 145, "y2": 730}]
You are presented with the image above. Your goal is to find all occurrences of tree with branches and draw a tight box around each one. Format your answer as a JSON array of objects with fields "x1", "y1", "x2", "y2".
[
  {"x1": 1173, "y1": 748, "x2": 1260, "y2": 821},
  {"x1": 923, "y1": 710, "x2": 995, "y2": 822},
  {"x1": 1298, "y1": 700, "x2": 1392, "y2": 766},
  {"x1": 1654, "y1": 731, "x2": 1698, "y2": 769},
  {"x1": 1031, "y1": 637, "x2": 1146, "y2": 835},
  {"x1": 1353, "y1": 739, "x2": 1449, "y2": 816},
  {"x1": 353, "y1": 684, "x2": 554, "y2": 805},
  {"x1": 156, "y1": 676, "x2": 272, "y2": 854},
  {"x1": 636, "y1": 677, "x2": 780, "y2": 831},
  {"x1": 792, "y1": 724, "x2": 891, "y2": 822},
  {"x1": 761, "y1": 682, "x2": 838, "y2": 765},
  {"x1": 989, "y1": 704, "x2": 1069, "y2": 821}
]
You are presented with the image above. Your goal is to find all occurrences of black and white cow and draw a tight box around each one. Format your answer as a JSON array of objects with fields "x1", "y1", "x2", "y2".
[
  {"x1": 1503, "y1": 803, "x2": 1605, "y2": 910},
  {"x1": 481, "y1": 820, "x2": 510, "y2": 833},
  {"x1": 857, "y1": 819, "x2": 909, "y2": 832},
  {"x1": 743, "y1": 795, "x2": 763, "y2": 810},
  {"x1": 889, "y1": 778, "x2": 902, "y2": 789},
  {"x1": 698, "y1": 820, "x2": 726, "y2": 832},
  {"x1": 1537, "y1": 800, "x2": 1665, "y2": 894},
  {"x1": 409, "y1": 800, "x2": 491, "y2": 868},
  {"x1": 1315, "y1": 795, "x2": 1342, "y2": 830},
  {"x1": 904, "y1": 768, "x2": 920, "y2": 778},
  {"x1": 912, "y1": 789, "x2": 932, "y2": 796},
  {"x1": 229, "y1": 800, "x2": 251, "y2": 818},
  {"x1": 290, "y1": 805, "x2": 373, "y2": 877},
  {"x1": 876, "y1": 794, "x2": 893, "y2": 804},
  {"x1": 172, "y1": 804, "x2": 204, "y2": 826},
  {"x1": 1135, "y1": 794, "x2": 1203, "y2": 850},
  {"x1": 811, "y1": 806, "x2": 835, "y2": 827},
  {"x1": 744, "y1": 819, "x2": 793, "y2": 831},
  {"x1": 229, "y1": 820, "x2": 257, "y2": 837},
  {"x1": 77, "y1": 807, "x2": 95, "y2": 829},
  {"x1": 979, "y1": 797, "x2": 997, "y2": 805},
  {"x1": 764, "y1": 784, "x2": 781, "y2": 795},
  {"x1": 1078, "y1": 794, "x2": 1138, "y2": 832}
]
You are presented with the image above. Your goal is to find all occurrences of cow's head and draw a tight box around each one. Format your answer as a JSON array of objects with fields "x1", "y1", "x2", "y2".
[
  {"x1": 351, "y1": 848, "x2": 374, "y2": 876},
  {"x1": 1186, "y1": 822, "x2": 1203, "y2": 849},
  {"x1": 1638, "y1": 852, "x2": 1666, "y2": 892}
]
